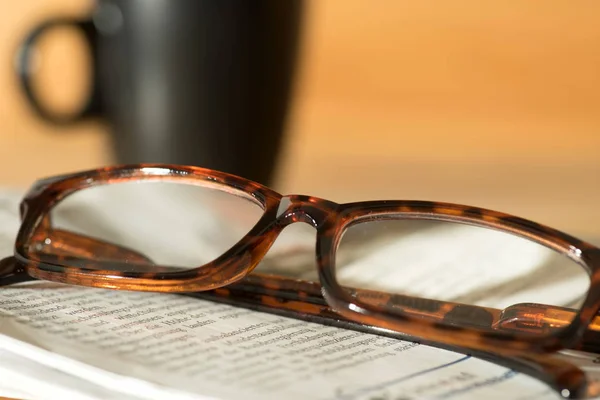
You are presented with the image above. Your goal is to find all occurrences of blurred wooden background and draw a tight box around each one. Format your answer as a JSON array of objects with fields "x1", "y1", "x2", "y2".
[{"x1": 0, "y1": 1, "x2": 599, "y2": 237}]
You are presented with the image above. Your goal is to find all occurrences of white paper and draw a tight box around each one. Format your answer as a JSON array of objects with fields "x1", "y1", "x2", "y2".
[
  {"x1": 0, "y1": 349, "x2": 153, "y2": 400},
  {"x1": 0, "y1": 283, "x2": 558, "y2": 400}
]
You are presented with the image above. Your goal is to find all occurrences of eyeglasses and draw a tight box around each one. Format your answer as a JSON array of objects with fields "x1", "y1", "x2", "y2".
[{"x1": 1, "y1": 164, "x2": 599, "y2": 398}]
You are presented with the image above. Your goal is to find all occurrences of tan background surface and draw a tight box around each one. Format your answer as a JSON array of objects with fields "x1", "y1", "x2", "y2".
[{"x1": 0, "y1": 1, "x2": 599, "y2": 237}]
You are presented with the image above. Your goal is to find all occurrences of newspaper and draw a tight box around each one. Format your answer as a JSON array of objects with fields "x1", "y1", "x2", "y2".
[
  {"x1": 0, "y1": 188, "x2": 596, "y2": 400},
  {"x1": 0, "y1": 283, "x2": 560, "y2": 400}
]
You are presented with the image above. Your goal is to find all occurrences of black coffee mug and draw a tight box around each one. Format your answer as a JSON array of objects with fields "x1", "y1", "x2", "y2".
[{"x1": 17, "y1": 0, "x2": 303, "y2": 185}]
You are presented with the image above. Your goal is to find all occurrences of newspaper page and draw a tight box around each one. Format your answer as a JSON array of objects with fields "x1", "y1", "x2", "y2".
[
  {"x1": 0, "y1": 189, "x2": 594, "y2": 400},
  {"x1": 0, "y1": 283, "x2": 558, "y2": 400}
]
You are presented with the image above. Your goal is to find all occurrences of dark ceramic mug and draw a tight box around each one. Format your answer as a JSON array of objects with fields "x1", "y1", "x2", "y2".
[{"x1": 17, "y1": 0, "x2": 303, "y2": 184}]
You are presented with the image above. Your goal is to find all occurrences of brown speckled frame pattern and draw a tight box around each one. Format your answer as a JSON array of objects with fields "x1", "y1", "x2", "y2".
[{"x1": 1, "y1": 164, "x2": 600, "y2": 398}]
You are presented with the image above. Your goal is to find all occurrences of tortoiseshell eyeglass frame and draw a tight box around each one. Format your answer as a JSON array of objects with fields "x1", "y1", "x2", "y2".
[{"x1": 1, "y1": 164, "x2": 600, "y2": 398}]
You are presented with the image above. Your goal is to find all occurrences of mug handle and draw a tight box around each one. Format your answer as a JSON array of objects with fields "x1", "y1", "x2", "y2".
[{"x1": 16, "y1": 19, "x2": 103, "y2": 124}]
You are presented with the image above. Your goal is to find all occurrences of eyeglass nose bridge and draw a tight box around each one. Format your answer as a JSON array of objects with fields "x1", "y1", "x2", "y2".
[{"x1": 275, "y1": 195, "x2": 338, "y2": 229}]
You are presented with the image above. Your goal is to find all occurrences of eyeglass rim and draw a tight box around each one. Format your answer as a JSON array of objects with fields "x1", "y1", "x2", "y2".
[
  {"x1": 15, "y1": 164, "x2": 281, "y2": 285},
  {"x1": 323, "y1": 202, "x2": 599, "y2": 349}
]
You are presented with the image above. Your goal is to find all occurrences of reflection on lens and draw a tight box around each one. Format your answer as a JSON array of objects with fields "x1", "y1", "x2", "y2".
[
  {"x1": 29, "y1": 181, "x2": 264, "y2": 271},
  {"x1": 335, "y1": 219, "x2": 590, "y2": 336}
]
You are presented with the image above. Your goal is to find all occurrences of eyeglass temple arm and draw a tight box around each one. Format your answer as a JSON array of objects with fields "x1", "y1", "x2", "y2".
[
  {"x1": 0, "y1": 220, "x2": 157, "y2": 286},
  {"x1": 34, "y1": 228, "x2": 155, "y2": 266},
  {"x1": 190, "y1": 281, "x2": 595, "y2": 398},
  {"x1": 198, "y1": 273, "x2": 600, "y2": 353},
  {"x1": 25, "y1": 212, "x2": 153, "y2": 264}
]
